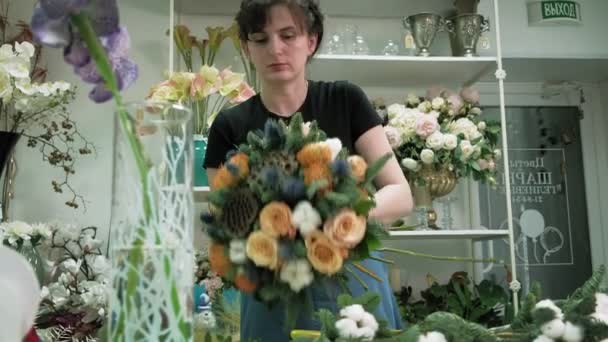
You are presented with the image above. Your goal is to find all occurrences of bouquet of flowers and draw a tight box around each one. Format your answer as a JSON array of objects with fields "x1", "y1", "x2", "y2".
[
  {"x1": 383, "y1": 86, "x2": 501, "y2": 186},
  {"x1": 201, "y1": 113, "x2": 391, "y2": 329},
  {"x1": 147, "y1": 66, "x2": 255, "y2": 136},
  {"x1": 36, "y1": 224, "x2": 109, "y2": 341}
]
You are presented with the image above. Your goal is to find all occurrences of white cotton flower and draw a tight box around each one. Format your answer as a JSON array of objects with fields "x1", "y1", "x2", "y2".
[
  {"x1": 301, "y1": 121, "x2": 311, "y2": 137},
  {"x1": 47, "y1": 283, "x2": 70, "y2": 307},
  {"x1": 420, "y1": 149, "x2": 435, "y2": 164},
  {"x1": 360, "y1": 312, "x2": 379, "y2": 332},
  {"x1": 62, "y1": 259, "x2": 82, "y2": 274},
  {"x1": 325, "y1": 138, "x2": 342, "y2": 161},
  {"x1": 291, "y1": 201, "x2": 321, "y2": 236},
  {"x1": 88, "y1": 255, "x2": 110, "y2": 277},
  {"x1": 532, "y1": 335, "x2": 554, "y2": 342},
  {"x1": 477, "y1": 121, "x2": 487, "y2": 131},
  {"x1": 81, "y1": 234, "x2": 102, "y2": 251},
  {"x1": 419, "y1": 331, "x2": 448, "y2": 342},
  {"x1": 401, "y1": 158, "x2": 419, "y2": 171},
  {"x1": 31, "y1": 223, "x2": 51, "y2": 239},
  {"x1": 229, "y1": 239, "x2": 247, "y2": 264},
  {"x1": 0, "y1": 43, "x2": 14, "y2": 59},
  {"x1": 335, "y1": 318, "x2": 358, "y2": 338},
  {"x1": 387, "y1": 103, "x2": 406, "y2": 119},
  {"x1": 592, "y1": 312, "x2": 608, "y2": 324},
  {"x1": 431, "y1": 97, "x2": 445, "y2": 110},
  {"x1": 535, "y1": 299, "x2": 564, "y2": 319},
  {"x1": 443, "y1": 134, "x2": 458, "y2": 150},
  {"x1": 541, "y1": 319, "x2": 566, "y2": 339},
  {"x1": 596, "y1": 293, "x2": 608, "y2": 315},
  {"x1": 562, "y1": 321, "x2": 583, "y2": 342},
  {"x1": 340, "y1": 304, "x2": 366, "y2": 322},
  {"x1": 280, "y1": 259, "x2": 314, "y2": 292},
  {"x1": 354, "y1": 326, "x2": 375, "y2": 341},
  {"x1": 426, "y1": 131, "x2": 445, "y2": 150}
]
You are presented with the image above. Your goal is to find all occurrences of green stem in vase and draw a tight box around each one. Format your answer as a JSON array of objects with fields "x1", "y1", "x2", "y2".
[{"x1": 71, "y1": 13, "x2": 190, "y2": 340}]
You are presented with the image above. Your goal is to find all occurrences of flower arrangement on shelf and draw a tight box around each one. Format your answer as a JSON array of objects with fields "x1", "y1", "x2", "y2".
[
  {"x1": 36, "y1": 224, "x2": 109, "y2": 342},
  {"x1": 201, "y1": 113, "x2": 391, "y2": 330},
  {"x1": 0, "y1": 38, "x2": 94, "y2": 208},
  {"x1": 293, "y1": 265, "x2": 608, "y2": 342},
  {"x1": 384, "y1": 86, "x2": 501, "y2": 187},
  {"x1": 147, "y1": 66, "x2": 255, "y2": 136}
]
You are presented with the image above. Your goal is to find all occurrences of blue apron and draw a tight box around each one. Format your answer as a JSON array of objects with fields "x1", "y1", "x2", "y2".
[{"x1": 240, "y1": 251, "x2": 403, "y2": 341}]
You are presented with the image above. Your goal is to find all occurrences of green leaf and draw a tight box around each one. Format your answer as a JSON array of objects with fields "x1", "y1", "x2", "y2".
[
  {"x1": 446, "y1": 294, "x2": 465, "y2": 317},
  {"x1": 324, "y1": 191, "x2": 352, "y2": 207},
  {"x1": 337, "y1": 293, "x2": 354, "y2": 308},
  {"x1": 363, "y1": 153, "x2": 392, "y2": 184},
  {"x1": 353, "y1": 199, "x2": 375, "y2": 216},
  {"x1": 204, "y1": 332, "x2": 212, "y2": 342},
  {"x1": 353, "y1": 292, "x2": 381, "y2": 312},
  {"x1": 307, "y1": 180, "x2": 329, "y2": 199},
  {"x1": 317, "y1": 309, "x2": 338, "y2": 338}
]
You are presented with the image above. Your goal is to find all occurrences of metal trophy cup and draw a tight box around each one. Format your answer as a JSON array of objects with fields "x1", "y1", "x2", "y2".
[
  {"x1": 446, "y1": 14, "x2": 490, "y2": 57},
  {"x1": 402, "y1": 13, "x2": 444, "y2": 57}
]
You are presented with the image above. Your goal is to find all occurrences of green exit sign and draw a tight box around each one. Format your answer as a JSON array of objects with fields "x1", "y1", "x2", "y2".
[
  {"x1": 527, "y1": 1, "x2": 582, "y2": 26},
  {"x1": 541, "y1": 1, "x2": 579, "y2": 19}
]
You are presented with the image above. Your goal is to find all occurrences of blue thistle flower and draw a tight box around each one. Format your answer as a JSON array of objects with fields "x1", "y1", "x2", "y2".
[
  {"x1": 261, "y1": 167, "x2": 281, "y2": 187},
  {"x1": 226, "y1": 162, "x2": 240, "y2": 176},
  {"x1": 281, "y1": 176, "x2": 306, "y2": 205},
  {"x1": 264, "y1": 120, "x2": 284, "y2": 148},
  {"x1": 200, "y1": 212, "x2": 215, "y2": 224},
  {"x1": 331, "y1": 159, "x2": 351, "y2": 178}
]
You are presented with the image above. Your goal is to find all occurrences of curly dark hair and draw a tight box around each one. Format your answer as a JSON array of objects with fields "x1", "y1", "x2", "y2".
[{"x1": 235, "y1": 0, "x2": 324, "y2": 56}]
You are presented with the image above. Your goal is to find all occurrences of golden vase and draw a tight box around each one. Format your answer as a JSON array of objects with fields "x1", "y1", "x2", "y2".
[{"x1": 409, "y1": 165, "x2": 458, "y2": 229}]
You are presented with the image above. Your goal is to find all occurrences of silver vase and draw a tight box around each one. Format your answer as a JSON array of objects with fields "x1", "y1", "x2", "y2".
[
  {"x1": 402, "y1": 13, "x2": 444, "y2": 57},
  {"x1": 446, "y1": 14, "x2": 490, "y2": 57}
]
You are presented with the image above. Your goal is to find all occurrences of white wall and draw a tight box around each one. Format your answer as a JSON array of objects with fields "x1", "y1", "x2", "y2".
[{"x1": 8, "y1": 0, "x2": 171, "y2": 245}]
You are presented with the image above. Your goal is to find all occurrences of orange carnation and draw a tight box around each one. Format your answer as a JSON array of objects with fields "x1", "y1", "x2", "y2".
[
  {"x1": 348, "y1": 155, "x2": 368, "y2": 183},
  {"x1": 323, "y1": 208, "x2": 366, "y2": 249},
  {"x1": 259, "y1": 202, "x2": 296, "y2": 239},
  {"x1": 297, "y1": 142, "x2": 332, "y2": 167},
  {"x1": 211, "y1": 166, "x2": 238, "y2": 190},
  {"x1": 228, "y1": 152, "x2": 249, "y2": 178},
  {"x1": 246, "y1": 231, "x2": 279, "y2": 270},
  {"x1": 305, "y1": 230, "x2": 343, "y2": 275},
  {"x1": 234, "y1": 273, "x2": 257, "y2": 293},
  {"x1": 209, "y1": 242, "x2": 231, "y2": 277},
  {"x1": 303, "y1": 163, "x2": 333, "y2": 192}
]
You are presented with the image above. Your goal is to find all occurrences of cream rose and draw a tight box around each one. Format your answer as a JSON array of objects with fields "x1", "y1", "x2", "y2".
[
  {"x1": 425, "y1": 131, "x2": 444, "y2": 150},
  {"x1": 420, "y1": 149, "x2": 435, "y2": 164},
  {"x1": 306, "y1": 231, "x2": 343, "y2": 275},
  {"x1": 323, "y1": 209, "x2": 366, "y2": 249},
  {"x1": 443, "y1": 134, "x2": 458, "y2": 150},
  {"x1": 246, "y1": 231, "x2": 279, "y2": 270}
]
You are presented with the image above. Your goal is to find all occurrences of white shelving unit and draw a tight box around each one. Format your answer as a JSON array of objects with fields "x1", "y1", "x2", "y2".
[{"x1": 175, "y1": 0, "x2": 520, "y2": 312}]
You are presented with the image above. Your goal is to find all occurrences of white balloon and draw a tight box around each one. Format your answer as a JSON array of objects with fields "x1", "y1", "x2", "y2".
[
  {"x1": 520, "y1": 209, "x2": 545, "y2": 239},
  {"x1": 0, "y1": 245, "x2": 41, "y2": 342}
]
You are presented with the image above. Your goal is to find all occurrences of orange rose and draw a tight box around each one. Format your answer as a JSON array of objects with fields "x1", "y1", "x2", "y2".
[
  {"x1": 211, "y1": 166, "x2": 238, "y2": 190},
  {"x1": 209, "y1": 242, "x2": 231, "y2": 276},
  {"x1": 348, "y1": 155, "x2": 368, "y2": 183},
  {"x1": 305, "y1": 230, "x2": 343, "y2": 275},
  {"x1": 259, "y1": 202, "x2": 296, "y2": 239},
  {"x1": 246, "y1": 231, "x2": 279, "y2": 270},
  {"x1": 323, "y1": 209, "x2": 366, "y2": 249},
  {"x1": 297, "y1": 142, "x2": 332, "y2": 167},
  {"x1": 234, "y1": 273, "x2": 257, "y2": 293},
  {"x1": 303, "y1": 163, "x2": 333, "y2": 192},
  {"x1": 228, "y1": 152, "x2": 249, "y2": 178}
]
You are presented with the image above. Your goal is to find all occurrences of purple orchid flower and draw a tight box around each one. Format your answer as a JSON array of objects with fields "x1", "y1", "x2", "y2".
[{"x1": 31, "y1": 0, "x2": 137, "y2": 102}]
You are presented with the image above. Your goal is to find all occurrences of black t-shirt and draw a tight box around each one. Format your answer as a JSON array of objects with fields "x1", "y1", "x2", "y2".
[{"x1": 203, "y1": 80, "x2": 382, "y2": 169}]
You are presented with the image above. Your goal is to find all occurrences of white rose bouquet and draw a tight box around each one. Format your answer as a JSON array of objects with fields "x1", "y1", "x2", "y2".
[{"x1": 384, "y1": 86, "x2": 501, "y2": 186}]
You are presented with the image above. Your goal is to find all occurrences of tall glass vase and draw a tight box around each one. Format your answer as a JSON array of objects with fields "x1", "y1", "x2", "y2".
[{"x1": 108, "y1": 101, "x2": 194, "y2": 341}]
